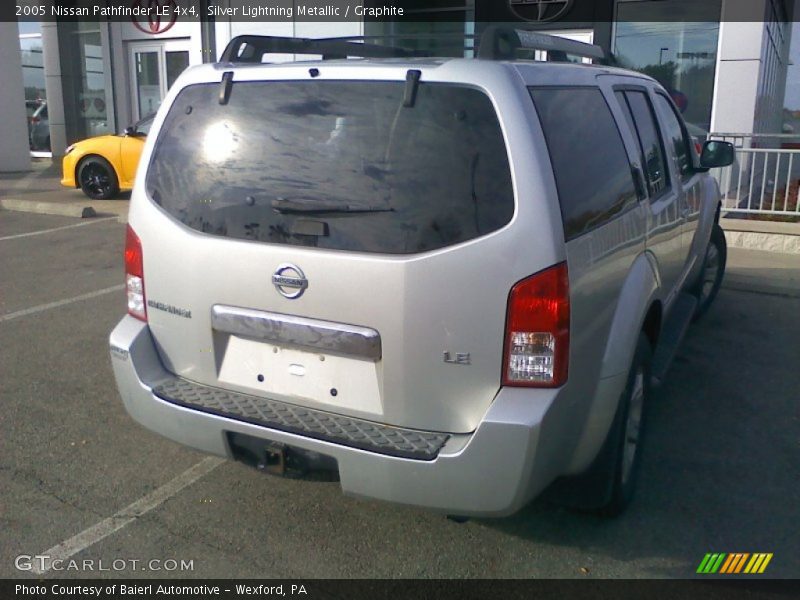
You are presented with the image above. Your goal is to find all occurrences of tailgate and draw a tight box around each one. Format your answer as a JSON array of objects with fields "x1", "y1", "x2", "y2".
[{"x1": 138, "y1": 74, "x2": 523, "y2": 433}]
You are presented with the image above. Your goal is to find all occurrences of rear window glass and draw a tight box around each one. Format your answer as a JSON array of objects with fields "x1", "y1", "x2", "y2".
[{"x1": 146, "y1": 81, "x2": 514, "y2": 254}]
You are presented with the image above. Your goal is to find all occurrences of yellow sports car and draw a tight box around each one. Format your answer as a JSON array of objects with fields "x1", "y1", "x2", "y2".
[{"x1": 61, "y1": 115, "x2": 153, "y2": 199}]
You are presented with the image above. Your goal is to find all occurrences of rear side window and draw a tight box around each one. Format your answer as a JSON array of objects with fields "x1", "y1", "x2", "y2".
[
  {"x1": 530, "y1": 87, "x2": 637, "y2": 240},
  {"x1": 653, "y1": 93, "x2": 693, "y2": 180},
  {"x1": 145, "y1": 81, "x2": 514, "y2": 254},
  {"x1": 620, "y1": 91, "x2": 669, "y2": 197},
  {"x1": 137, "y1": 116, "x2": 154, "y2": 136}
]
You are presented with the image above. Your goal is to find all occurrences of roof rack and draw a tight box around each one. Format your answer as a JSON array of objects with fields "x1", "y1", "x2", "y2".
[
  {"x1": 477, "y1": 26, "x2": 606, "y2": 61},
  {"x1": 218, "y1": 28, "x2": 607, "y2": 65},
  {"x1": 219, "y1": 35, "x2": 417, "y2": 63}
]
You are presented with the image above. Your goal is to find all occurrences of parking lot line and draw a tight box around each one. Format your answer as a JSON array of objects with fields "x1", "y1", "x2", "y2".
[
  {"x1": 0, "y1": 216, "x2": 118, "y2": 242},
  {"x1": 32, "y1": 457, "x2": 225, "y2": 574},
  {"x1": 0, "y1": 285, "x2": 124, "y2": 323}
]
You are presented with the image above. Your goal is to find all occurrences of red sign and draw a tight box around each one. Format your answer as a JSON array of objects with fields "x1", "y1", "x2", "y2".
[
  {"x1": 670, "y1": 90, "x2": 689, "y2": 114},
  {"x1": 131, "y1": 0, "x2": 178, "y2": 35}
]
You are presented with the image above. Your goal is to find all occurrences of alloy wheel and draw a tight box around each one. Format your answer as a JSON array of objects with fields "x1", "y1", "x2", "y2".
[
  {"x1": 621, "y1": 367, "x2": 645, "y2": 486},
  {"x1": 81, "y1": 164, "x2": 111, "y2": 198}
]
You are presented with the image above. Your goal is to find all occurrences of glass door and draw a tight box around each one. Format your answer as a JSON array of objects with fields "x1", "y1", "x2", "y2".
[
  {"x1": 133, "y1": 45, "x2": 162, "y2": 120},
  {"x1": 130, "y1": 40, "x2": 191, "y2": 120},
  {"x1": 166, "y1": 49, "x2": 190, "y2": 89}
]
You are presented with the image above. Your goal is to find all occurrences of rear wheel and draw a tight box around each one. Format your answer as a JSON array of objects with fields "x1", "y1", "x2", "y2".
[
  {"x1": 550, "y1": 333, "x2": 651, "y2": 516},
  {"x1": 595, "y1": 333, "x2": 651, "y2": 516},
  {"x1": 692, "y1": 223, "x2": 726, "y2": 322},
  {"x1": 78, "y1": 156, "x2": 119, "y2": 200}
]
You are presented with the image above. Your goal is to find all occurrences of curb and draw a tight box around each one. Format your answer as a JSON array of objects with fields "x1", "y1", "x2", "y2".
[
  {"x1": 723, "y1": 230, "x2": 800, "y2": 254},
  {"x1": 720, "y1": 218, "x2": 800, "y2": 255},
  {"x1": 0, "y1": 198, "x2": 96, "y2": 219}
]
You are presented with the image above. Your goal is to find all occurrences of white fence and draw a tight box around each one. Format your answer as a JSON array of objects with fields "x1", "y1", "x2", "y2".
[{"x1": 708, "y1": 133, "x2": 800, "y2": 217}]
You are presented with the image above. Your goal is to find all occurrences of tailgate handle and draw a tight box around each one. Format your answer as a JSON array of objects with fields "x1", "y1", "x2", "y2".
[{"x1": 211, "y1": 305, "x2": 382, "y2": 361}]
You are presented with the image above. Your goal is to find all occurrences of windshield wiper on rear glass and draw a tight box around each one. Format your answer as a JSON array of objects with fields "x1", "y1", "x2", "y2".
[{"x1": 271, "y1": 197, "x2": 394, "y2": 215}]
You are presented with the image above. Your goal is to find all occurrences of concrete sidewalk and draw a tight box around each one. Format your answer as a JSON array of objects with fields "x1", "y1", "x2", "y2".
[
  {"x1": 724, "y1": 247, "x2": 800, "y2": 297},
  {"x1": 0, "y1": 159, "x2": 129, "y2": 221}
]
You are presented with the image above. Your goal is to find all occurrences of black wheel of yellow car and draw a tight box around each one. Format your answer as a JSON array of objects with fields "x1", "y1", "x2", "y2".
[{"x1": 78, "y1": 156, "x2": 119, "y2": 200}]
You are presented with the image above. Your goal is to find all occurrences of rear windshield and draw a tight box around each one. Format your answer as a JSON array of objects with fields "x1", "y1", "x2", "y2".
[{"x1": 146, "y1": 80, "x2": 514, "y2": 254}]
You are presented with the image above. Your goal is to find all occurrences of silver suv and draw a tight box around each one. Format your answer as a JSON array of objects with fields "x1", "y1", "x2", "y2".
[{"x1": 110, "y1": 29, "x2": 734, "y2": 517}]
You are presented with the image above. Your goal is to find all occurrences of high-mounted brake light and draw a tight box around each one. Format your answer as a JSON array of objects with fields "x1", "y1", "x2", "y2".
[
  {"x1": 502, "y1": 262, "x2": 569, "y2": 387},
  {"x1": 125, "y1": 225, "x2": 146, "y2": 321}
]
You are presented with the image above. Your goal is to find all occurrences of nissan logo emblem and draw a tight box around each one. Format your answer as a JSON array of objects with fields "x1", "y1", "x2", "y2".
[{"x1": 272, "y1": 264, "x2": 308, "y2": 299}]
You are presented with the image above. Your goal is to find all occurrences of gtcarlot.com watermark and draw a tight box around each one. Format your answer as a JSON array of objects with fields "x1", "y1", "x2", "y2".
[{"x1": 15, "y1": 554, "x2": 194, "y2": 572}]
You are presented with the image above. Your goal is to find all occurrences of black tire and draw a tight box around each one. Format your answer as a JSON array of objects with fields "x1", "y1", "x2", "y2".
[
  {"x1": 595, "y1": 333, "x2": 651, "y2": 516},
  {"x1": 692, "y1": 223, "x2": 727, "y2": 322},
  {"x1": 549, "y1": 333, "x2": 651, "y2": 516},
  {"x1": 77, "y1": 156, "x2": 119, "y2": 200}
]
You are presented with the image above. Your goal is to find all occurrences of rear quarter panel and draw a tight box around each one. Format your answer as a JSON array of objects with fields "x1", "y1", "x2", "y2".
[{"x1": 516, "y1": 68, "x2": 653, "y2": 474}]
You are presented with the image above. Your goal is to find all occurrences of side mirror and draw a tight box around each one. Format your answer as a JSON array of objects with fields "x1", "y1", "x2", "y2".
[
  {"x1": 124, "y1": 126, "x2": 137, "y2": 136},
  {"x1": 699, "y1": 140, "x2": 735, "y2": 169}
]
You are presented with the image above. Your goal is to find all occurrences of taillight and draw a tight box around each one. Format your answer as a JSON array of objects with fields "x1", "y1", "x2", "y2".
[
  {"x1": 124, "y1": 225, "x2": 146, "y2": 321},
  {"x1": 502, "y1": 262, "x2": 569, "y2": 388}
]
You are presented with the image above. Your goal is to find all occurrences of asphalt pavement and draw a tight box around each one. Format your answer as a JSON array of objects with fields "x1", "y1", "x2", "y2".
[{"x1": 0, "y1": 210, "x2": 798, "y2": 579}]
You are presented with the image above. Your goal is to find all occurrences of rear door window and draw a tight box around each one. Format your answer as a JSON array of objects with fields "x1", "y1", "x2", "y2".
[
  {"x1": 146, "y1": 81, "x2": 514, "y2": 254},
  {"x1": 530, "y1": 87, "x2": 637, "y2": 240},
  {"x1": 615, "y1": 91, "x2": 643, "y2": 160}
]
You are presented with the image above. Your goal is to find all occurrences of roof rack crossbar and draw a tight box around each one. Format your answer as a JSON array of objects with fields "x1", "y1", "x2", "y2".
[
  {"x1": 220, "y1": 35, "x2": 416, "y2": 63},
  {"x1": 477, "y1": 26, "x2": 606, "y2": 61}
]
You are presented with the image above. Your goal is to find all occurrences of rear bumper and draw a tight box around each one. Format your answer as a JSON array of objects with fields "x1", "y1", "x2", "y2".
[{"x1": 110, "y1": 315, "x2": 563, "y2": 517}]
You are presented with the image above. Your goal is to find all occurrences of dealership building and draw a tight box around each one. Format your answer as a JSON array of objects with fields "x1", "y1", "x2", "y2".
[{"x1": 1, "y1": 0, "x2": 797, "y2": 172}]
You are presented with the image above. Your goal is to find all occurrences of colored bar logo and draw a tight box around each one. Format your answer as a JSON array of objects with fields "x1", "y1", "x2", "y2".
[{"x1": 697, "y1": 553, "x2": 773, "y2": 574}]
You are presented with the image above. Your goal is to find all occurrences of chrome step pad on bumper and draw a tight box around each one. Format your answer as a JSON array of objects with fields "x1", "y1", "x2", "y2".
[{"x1": 152, "y1": 378, "x2": 450, "y2": 461}]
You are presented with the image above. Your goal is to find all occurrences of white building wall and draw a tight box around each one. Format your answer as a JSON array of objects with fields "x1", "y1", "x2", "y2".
[
  {"x1": 754, "y1": 1, "x2": 792, "y2": 134},
  {"x1": 711, "y1": 0, "x2": 792, "y2": 136},
  {"x1": 711, "y1": 6, "x2": 766, "y2": 135}
]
